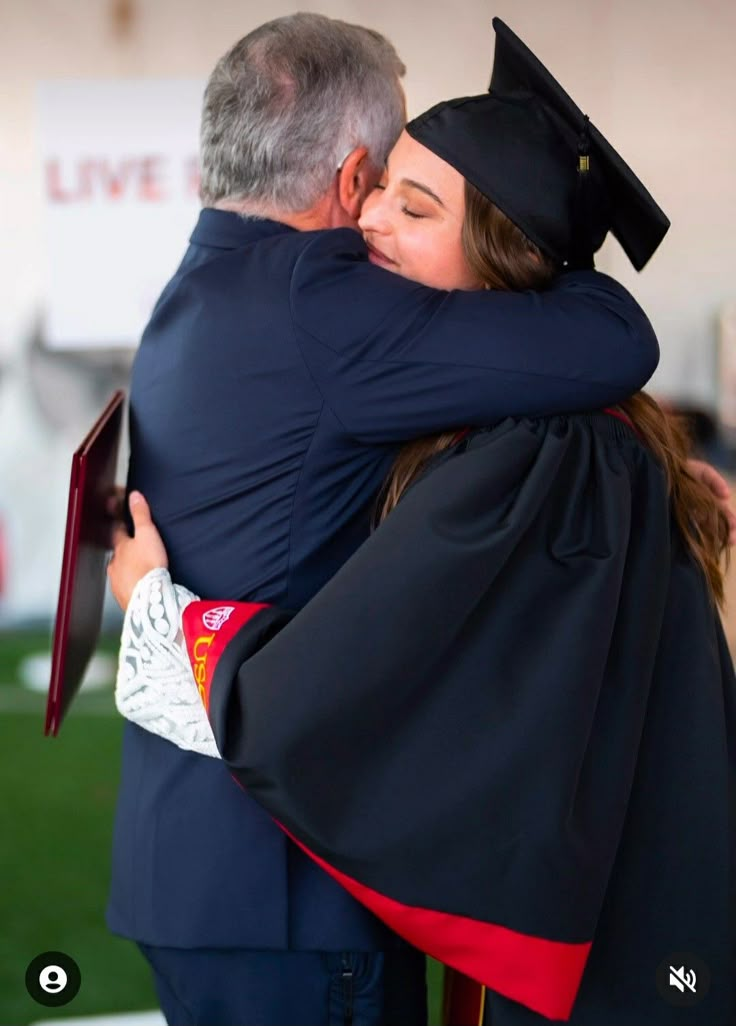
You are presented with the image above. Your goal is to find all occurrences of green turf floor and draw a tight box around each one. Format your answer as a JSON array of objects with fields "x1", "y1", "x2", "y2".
[
  {"x1": 0, "y1": 666, "x2": 158, "y2": 1024},
  {"x1": 0, "y1": 632, "x2": 444, "y2": 1024}
]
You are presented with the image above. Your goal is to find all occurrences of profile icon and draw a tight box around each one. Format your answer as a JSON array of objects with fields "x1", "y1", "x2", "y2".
[
  {"x1": 25, "y1": 952, "x2": 81, "y2": 1007},
  {"x1": 39, "y1": 964, "x2": 68, "y2": 992}
]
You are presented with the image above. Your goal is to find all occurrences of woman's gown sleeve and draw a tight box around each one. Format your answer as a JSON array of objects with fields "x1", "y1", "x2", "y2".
[{"x1": 182, "y1": 414, "x2": 731, "y2": 1022}]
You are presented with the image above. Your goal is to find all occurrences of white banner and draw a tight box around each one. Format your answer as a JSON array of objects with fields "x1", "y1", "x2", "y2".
[{"x1": 38, "y1": 79, "x2": 205, "y2": 349}]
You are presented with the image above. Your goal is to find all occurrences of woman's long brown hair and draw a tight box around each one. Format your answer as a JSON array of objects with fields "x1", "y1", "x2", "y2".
[{"x1": 377, "y1": 181, "x2": 730, "y2": 606}]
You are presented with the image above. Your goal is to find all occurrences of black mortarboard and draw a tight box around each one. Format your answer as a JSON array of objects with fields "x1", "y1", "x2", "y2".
[{"x1": 406, "y1": 18, "x2": 670, "y2": 270}]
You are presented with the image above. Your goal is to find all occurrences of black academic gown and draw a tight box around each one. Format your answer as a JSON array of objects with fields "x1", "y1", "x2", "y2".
[{"x1": 183, "y1": 412, "x2": 736, "y2": 1025}]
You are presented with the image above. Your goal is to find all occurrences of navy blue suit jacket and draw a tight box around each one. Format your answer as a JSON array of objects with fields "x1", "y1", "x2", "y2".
[{"x1": 107, "y1": 210, "x2": 658, "y2": 949}]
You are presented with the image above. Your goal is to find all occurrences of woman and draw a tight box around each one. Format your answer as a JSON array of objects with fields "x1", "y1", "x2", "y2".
[{"x1": 110, "y1": 20, "x2": 735, "y2": 1026}]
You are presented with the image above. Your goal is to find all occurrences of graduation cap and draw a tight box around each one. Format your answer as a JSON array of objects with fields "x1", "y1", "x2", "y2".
[{"x1": 406, "y1": 18, "x2": 670, "y2": 271}]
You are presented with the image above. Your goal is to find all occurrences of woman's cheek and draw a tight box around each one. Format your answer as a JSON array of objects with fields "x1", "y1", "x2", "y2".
[{"x1": 401, "y1": 233, "x2": 429, "y2": 280}]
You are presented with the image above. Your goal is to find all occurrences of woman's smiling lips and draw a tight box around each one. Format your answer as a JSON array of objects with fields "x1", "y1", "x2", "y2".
[{"x1": 365, "y1": 241, "x2": 397, "y2": 268}]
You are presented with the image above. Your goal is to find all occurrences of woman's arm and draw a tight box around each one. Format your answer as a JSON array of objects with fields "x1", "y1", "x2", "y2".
[
  {"x1": 110, "y1": 498, "x2": 219, "y2": 755},
  {"x1": 115, "y1": 566, "x2": 218, "y2": 756},
  {"x1": 110, "y1": 454, "x2": 736, "y2": 753}
]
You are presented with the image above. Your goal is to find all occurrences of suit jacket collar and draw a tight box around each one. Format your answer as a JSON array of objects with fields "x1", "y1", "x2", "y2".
[{"x1": 191, "y1": 208, "x2": 296, "y2": 250}]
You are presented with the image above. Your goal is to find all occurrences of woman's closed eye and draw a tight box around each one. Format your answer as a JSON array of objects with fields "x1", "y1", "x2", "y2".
[{"x1": 372, "y1": 181, "x2": 427, "y2": 214}]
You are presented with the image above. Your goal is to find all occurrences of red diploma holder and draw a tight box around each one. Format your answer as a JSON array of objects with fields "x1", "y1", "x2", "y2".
[{"x1": 46, "y1": 390, "x2": 125, "y2": 736}]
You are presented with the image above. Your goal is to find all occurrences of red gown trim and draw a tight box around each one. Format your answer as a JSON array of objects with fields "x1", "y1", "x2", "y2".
[{"x1": 281, "y1": 827, "x2": 589, "y2": 1021}]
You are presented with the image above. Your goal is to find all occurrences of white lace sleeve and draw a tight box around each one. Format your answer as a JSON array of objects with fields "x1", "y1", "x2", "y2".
[{"x1": 115, "y1": 567, "x2": 220, "y2": 758}]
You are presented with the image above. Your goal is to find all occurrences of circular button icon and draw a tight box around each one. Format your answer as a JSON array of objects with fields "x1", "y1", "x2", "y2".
[
  {"x1": 39, "y1": 964, "x2": 68, "y2": 992},
  {"x1": 25, "y1": 952, "x2": 81, "y2": 1007},
  {"x1": 656, "y1": 952, "x2": 710, "y2": 1008}
]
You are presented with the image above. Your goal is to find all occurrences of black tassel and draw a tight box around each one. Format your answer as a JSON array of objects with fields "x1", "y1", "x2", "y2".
[{"x1": 569, "y1": 115, "x2": 595, "y2": 270}]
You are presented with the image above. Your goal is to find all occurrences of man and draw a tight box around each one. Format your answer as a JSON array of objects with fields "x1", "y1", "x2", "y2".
[{"x1": 108, "y1": 13, "x2": 660, "y2": 1026}]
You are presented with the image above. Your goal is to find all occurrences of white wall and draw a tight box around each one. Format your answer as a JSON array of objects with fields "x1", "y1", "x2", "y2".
[{"x1": 0, "y1": 0, "x2": 734, "y2": 616}]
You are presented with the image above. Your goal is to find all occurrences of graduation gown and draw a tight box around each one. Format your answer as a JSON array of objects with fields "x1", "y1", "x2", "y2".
[{"x1": 181, "y1": 411, "x2": 736, "y2": 1025}]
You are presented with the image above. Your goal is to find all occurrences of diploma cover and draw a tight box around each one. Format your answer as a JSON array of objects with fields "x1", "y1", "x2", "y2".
[{"x1": 46, "y1": 390, "x2": 125, "y2": 735}]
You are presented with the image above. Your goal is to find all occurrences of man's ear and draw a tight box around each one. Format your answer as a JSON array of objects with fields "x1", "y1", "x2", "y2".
[{"x1": 336, "y1": 146, "x2": 376, "y2": 221}]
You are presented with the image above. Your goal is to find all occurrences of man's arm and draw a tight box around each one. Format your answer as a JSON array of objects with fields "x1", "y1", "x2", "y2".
[{"x1": 290, "y1": 229, "x2": 658, "y2": 443}]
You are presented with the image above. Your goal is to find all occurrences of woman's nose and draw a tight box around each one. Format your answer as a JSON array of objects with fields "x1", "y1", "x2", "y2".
[{"x1": 358, "y1": 190, "x2": 390, "y2": 235}]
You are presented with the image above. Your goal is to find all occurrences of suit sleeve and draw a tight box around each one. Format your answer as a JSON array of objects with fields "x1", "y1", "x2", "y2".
[{"x1": 289, "y1": 229, "x2": 659, "y2": 442}]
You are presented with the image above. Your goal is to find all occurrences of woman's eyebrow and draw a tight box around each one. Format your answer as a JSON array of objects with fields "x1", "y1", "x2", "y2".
[{"x1": 400, "y1": 179, "x2": 445, "y2": 207}]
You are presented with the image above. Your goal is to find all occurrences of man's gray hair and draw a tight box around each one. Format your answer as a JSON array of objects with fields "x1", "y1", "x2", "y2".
[{"x1": 200, "y1": 13, "x2": 406, "y2": 211}]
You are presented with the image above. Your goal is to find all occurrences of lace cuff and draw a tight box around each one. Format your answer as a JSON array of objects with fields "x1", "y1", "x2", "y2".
[{"x1": 115, "y1": 567, "x2": 220, "y2": 758}]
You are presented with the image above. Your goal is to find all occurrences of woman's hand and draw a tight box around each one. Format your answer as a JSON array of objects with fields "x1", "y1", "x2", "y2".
[
  {"x1": 686, "y1": 458, "x2": 736, "y2": 545},
  {"x1": 108, "y1": 491, "x2": 169, "y2": 611}
]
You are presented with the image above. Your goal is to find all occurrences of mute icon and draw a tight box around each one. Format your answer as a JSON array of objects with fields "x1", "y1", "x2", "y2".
[
  {"x1": 657, "y1": 952, "x2": 709, "y2": 1007},
  {"x1": 669, "y1": 965, "x2": 697, "y2": 994}
]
